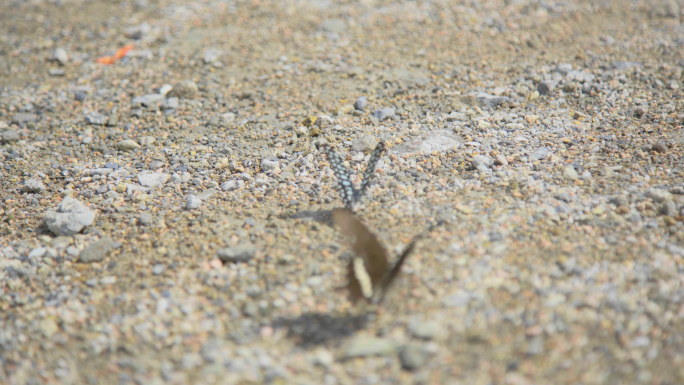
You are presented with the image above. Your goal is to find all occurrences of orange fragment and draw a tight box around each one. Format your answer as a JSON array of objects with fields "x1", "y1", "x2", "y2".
[{"x1": 96, "y1": 44, "x2": 134, "y2": 65}]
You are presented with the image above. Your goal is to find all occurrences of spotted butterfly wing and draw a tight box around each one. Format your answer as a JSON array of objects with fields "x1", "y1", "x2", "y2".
[
  {"x1": 322, "y1": 145, "x2": 356, "y2": 210},
  {"x1": 322, "y1": 141, "x2": 387, "y2": 212},
  {"x1": 333, "y1": 209, "x2": 419, "y2": 304},
  {"x1": 357, "y1": 141, "x2": 387, "y2": 204}
]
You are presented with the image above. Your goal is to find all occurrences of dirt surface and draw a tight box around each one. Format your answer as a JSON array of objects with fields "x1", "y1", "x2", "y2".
[{"x1": 2, "y1": 0, "x2": 684, "y2": 384}]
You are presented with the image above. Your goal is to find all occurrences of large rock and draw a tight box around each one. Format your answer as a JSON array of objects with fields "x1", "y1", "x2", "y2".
[
  {"x1": 43, "y1": 197, "x2": 95, "y2": 236},
  {"x1": 389, "y1": 130, "x2": 462, "y2": 156},
  {"x1": 167, "y1": 80, "x2": 198, "y2": 99}
]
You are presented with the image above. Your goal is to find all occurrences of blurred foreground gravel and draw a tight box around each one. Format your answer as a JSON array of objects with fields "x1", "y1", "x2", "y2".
[{"x1": 2, "y1": 0, "x2": 684, "y2": 384}]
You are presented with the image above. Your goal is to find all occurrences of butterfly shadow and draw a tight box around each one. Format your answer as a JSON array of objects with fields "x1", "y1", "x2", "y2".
[
  {"x1": 280, "y1": 209, "x2": 335, "y2": 226},
  {"x1": 272, "y1": 311, "x2": 372, "y2": 347}
]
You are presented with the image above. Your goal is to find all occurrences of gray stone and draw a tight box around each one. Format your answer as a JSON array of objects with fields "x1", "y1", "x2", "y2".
[
  {"x1": 645, "y1": 188, "x2": 672, "y2": 203},
  {"x1": 167, "y1": 80, "x2": 198, "y2": 99},
  {"x1": 139, "y1": 212, "x2": 153, "y2": 226},
  {"x1": 198, "y1": 189, "x2": 217, "y2": 200},
  {"x1": 138, "y1": 172, "x2": 169, "y2": 188},
  {"x1": 321, "y1": 18, "x2": 347, "y2": 33},
  {"x1": 261, "y1": 157, "x2": 280, "y2": 172},
  {"x1": 162, "y1": 97, "x2": 179, "y2": 109},
  {"x1": 28, "y1": 247, "x2": 47, "y2": 259},
  {"x1": 115, "y1": 140, "x2": 141, "y2": 151},
  {"x1": 2, "y1": 130, "x2": 20, "y2": 143},
  {"x1": 354, "y1": 96, "x2": 367, "y2": 110},
  {"x1": 530, "y1": 147, "x2": 551, "y2": 161},
  {"x1": 652, "y1": 141, "x2": 668, "y2": 153},
  {"x1": 613, "y1": 61, "x2": 642, "y2": 70},
  {"x1": 373, "y1": 108, "x2": 395, "y2": 121},
  {"x1": 555, "y1": 63, "x2": 573, "y2": 75},
  {"x1": 48, "y1": 68, "x2": 65, "y2": 77},
  {"x1": 22, "y1": 178, "x2": 45, "y2": 193},
  {"x1": 84, "y1": 112, "x2": 108, "y2": 125},
  {"x1": 221, "y1": 180, "x2": 244, "y2": 191},
  {"x1": 409, "y1": 321, "x2": 446, "y2": 340},
  {"x1": 79, "y1": 237, "x2": 115, "y2": 263},
  {"x1": 662, "y1": 200, "x2": 677, "y2": 216},
  {"x1": 344, "y1": 338, "x2": 395, "y2": 358},
  {"x1": 442, "y1": 291, "x2": 471, "y2": 307},
  {"x1": 399, "y1": 345, "x2": 427, "y2": 371},
  {"x1": 389, "y1": 130, "x2": 462, "y2": 156},
  {"x1": 52, "y1": 47, "x2": 69, "y2": 65},
  {"x1": 186, "y1": 195, "x2": 202, "y2": 210},
  {"x1": 217, "y1": 245, "x2": 256, "y2": 263},
  {"x1": 564, "y1": 166, "x2": 579, "y2": 180},
  {"x1": 446, "y1": 112, "x2": 467, "y2": 122},
  {"x1": 132, "y1": 94, "x2": 165, "y2": 108},
  {"x1": 152, "y1": 264, "x2": 165, "y2": 275},
  {"x1": 43, "y1": 197, "x2": 96, "y2": 236},
  {"x1": 472, "y1": 155, "x2": 492, "y2": 171},
  {"x1": 537, "y1": 81, "x2": 556, "y2": 95},
  {"x1": 12, "y1": 113, "x2": 37, "y2": 126},
  {"x1": 203, "y1": 48, "x2": 222, "y2": 64},
  {"x1": 475, "y1": 92, "x2": 509, "y2": 107},
  {"x1": 351, "y1": 135, "x2": 378, "y2": 153},
  {"x1": 494, "y1": 154, "x2": 508, "y2": 166}
]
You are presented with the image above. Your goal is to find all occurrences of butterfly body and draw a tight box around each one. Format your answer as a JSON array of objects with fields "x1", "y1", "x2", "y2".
[{"x1": 323, "y1": 141, "x2": 387, "y2": 212}]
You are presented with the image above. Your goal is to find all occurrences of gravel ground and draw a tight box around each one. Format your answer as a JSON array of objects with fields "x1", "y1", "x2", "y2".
[{"x1": 2, "y1": 0, "x2": 684, "y2": 384}]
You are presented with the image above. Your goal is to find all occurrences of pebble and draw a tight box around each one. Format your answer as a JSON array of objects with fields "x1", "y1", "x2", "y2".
[
  {"x1": 217, "y1": 245, "x2": 256, "y2": 263},
  {"x1": 409, "y1": 321, "x2": 445, "y2": 341},
  {"x1": 472, "y1": 155, "x2": 492, "y2": 172},
  {"x1": 261, "y1": 157, "x2": 280, "y2": 172},
  {"x1": 84, "y1": 112, "x2": 108, "y2": 125},
  {"x1": 22, "y1": 178, "x2": 46, "y2": 193},
  {"x1": 373, "y1": 107, "x2": 395, "y2": 121},
  {"x1": 354, "y1": 96, "x2": 368, "y2": 110},
  {"x1": 12, "y1": 113, "x2": 37, "y2": 126},
  {"x1": 132, "y1": 94, "x2": 166, "y2": 108},
  {"x1": 344, "y1": 337, "x2": 395, "y2": 358},
  {"x1": 51, "y1": 47, "x2": 69, "y2": 65},
  {"x1": 475, "y1": 92, "x2": 509, "y2": 107},
  {"x1": 152, "y1": 264, "x2": 166, "y2": 275},
  {"x1": 399, "y1": 345, "x2": 427, "y2": 371},
  {"x1": 186, "y1": 195, "x2": 202, "y2": 209},
  {"x1": 139, "y1": 212, "x2": 153, "y2": 226},
  {"x1": 652, "y1": 141, "x2": 668, "y2": 153},
  {"x1": 351, "y1": 135, "x2": 378, "y2": 153},
  {"x1": 2, "y1": 130, "x2": 20, "y2": 143},
  {"x1": 645, "y1": 188, "x2": 672, "y2": 203},
  {"x1": 389, "y1": 130, "x2": 461, "y2": 156},
  {"x1": 662, "y1": 200, "x2": 677, "y2": 216},
  {"x1": 167, "y1": 80, "x2": 199, "y2": 98},
  {"x1": 203, "y1": 48, "x2": 222, "y2": 64},
  {"x1": 537, "y1": 81, "x2": 556, "y2": 95},
  {"x1": 138, "y1": 172, "x2": 170, "y2": 188},
  {"x1": 78, "y1": 237, "x2": 115, "y2": 263},
  {"x1": 564, "y1": 166, "x2": 579, "y2": 180},
  {"x1": 43, "y1": 197, "x2": 96, "y2": 236},
  {"x1": 530, "y1": 147, "x2": 551, "y2": 161},
  {"x1": 115, "y1": 140, "x2": 142, "y2": 151}
]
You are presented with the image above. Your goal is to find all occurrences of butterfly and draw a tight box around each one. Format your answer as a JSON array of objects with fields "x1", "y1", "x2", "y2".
[
  {"x1": 322, "y1": 141, "x2": 387, "y2": 212},
  {"x1": 332, "y1": 209, "x2": 439, "y2": 304}
]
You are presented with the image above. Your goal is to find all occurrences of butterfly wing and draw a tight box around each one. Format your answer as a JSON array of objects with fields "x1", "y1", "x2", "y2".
[
  {"x1": 358, "y1": 141, "x2": 387, "y2": 199},
  {"x1": 373, "y1": 219, "x2": 444, "y2": 303},
  {"x1": 323, "y1": 145, "x2": 357, "y2": 211},
  {"x1": 332, "y1": 209, "x2": 389, "y2": 302}
]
